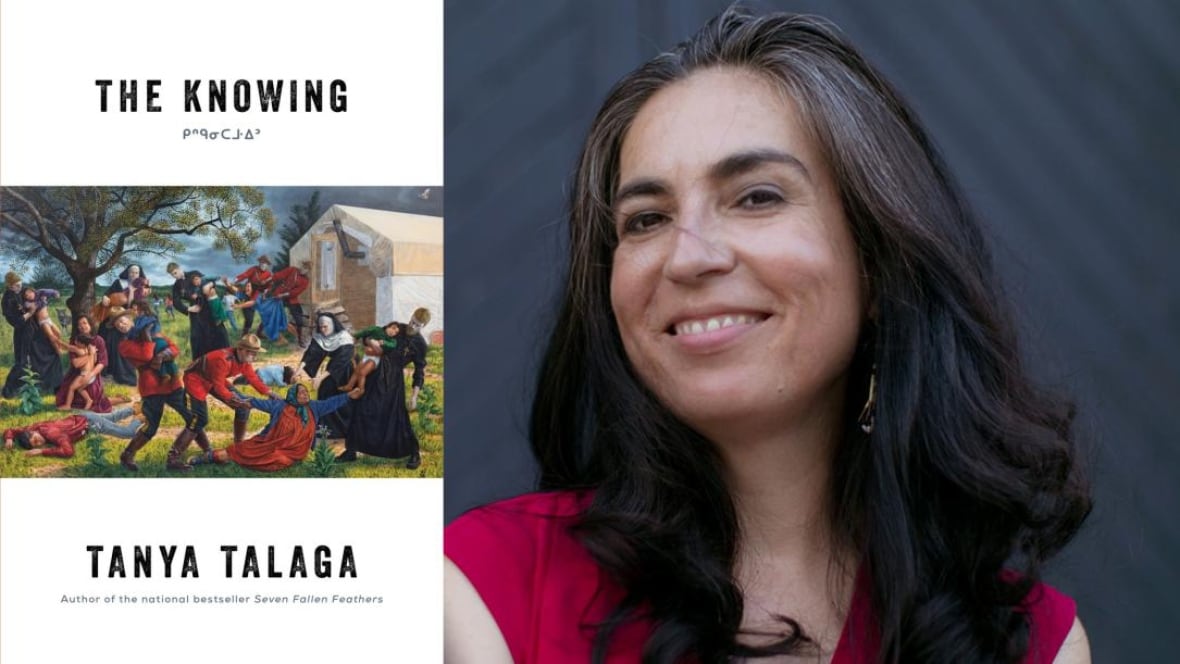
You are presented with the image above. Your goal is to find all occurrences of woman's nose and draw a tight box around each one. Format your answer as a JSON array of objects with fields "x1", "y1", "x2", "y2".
[{"x1": 662, "y1": 212, "x2": 736, "y2": 283}]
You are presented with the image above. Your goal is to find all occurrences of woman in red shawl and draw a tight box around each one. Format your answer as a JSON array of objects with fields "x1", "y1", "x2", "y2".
[
  {"x1": 54, "y1": 314, "x2": 113, "y2": 412},
  {"x1": 189, "y1": 384, "x2": 356, "y2": 472}
]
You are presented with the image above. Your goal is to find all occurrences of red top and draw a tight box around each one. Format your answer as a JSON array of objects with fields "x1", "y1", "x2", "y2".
[
  {"x1": 184, "y1": 347, "x2": 270, "y2": 401},
  {"x1": 269, "y1": 266, "x2": 308, "y2": 301},
  {"x1": 118, "y1": 336, "x2": 183, "y2": 397},
  {"x1": 4, "y1": 415, "x2": 90, "y2": 458},
  {"x1": 445, "y1": 492, "x2": 1077, "y2": 664},
  {"x1": 235, "y1": 266, "x2": 273, "y2": 293}
]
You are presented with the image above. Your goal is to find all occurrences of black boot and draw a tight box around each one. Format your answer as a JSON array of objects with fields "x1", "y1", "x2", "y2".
[
  {"x1": 405, "y1": 451, "x2": 421, "y2": 470},
  {"x1": 195, "y1": 430, "x2": 213, "y2": 453},
  {"x1": 120, "y1": 432, "x2": 151, "y2": 471},
  {"x1": 232, "y1": 418, "x2": 248, "y2": 445},
  {"x1": 166, "y1": 429, "x2": 197, "y2": 471},
  {"x1": 336, "y1": 449, "x2": 357, "y2": 462}
]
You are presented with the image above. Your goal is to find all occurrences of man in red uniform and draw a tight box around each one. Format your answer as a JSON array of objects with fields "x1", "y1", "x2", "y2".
[
  {"x1": 113, "y1": 312, "x2": 197, "y2": 471},
  {"x1": 232, "y1": 255, "x2": 273, "y2": 335},
  {"x1": 4, "y1": 407, "x2": 143, "y2": 457},
  {"x1": 183, "y1": 334, "x2": 281, "y2": 451},
  {"x1": 268, "y1": 260, "x2": 311, "y2": 347}
]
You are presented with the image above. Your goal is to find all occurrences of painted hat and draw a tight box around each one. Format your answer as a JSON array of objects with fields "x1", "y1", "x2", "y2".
[
  {"x1": 235, "y1": 334, "x2": 266, "y2": 353},
  {"x1": 410, "y1": 307, "x2": 431, "y2": 327}
]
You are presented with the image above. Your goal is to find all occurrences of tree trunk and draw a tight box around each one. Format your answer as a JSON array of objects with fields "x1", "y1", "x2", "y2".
[{"x1": 66, "y1": 272, "x2": 98, "y2": 323}]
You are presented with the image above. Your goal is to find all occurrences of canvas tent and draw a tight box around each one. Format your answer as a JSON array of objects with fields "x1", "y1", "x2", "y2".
[{"x1": 288, "y1": 204, "x2": 443, "y2": 340}]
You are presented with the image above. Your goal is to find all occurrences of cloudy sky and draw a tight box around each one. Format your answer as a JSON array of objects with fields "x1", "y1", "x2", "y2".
[{"x1": 13, "y1": 186, "x2": 442, "y2": 288}]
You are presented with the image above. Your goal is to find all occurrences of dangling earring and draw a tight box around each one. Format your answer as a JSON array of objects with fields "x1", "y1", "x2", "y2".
[{"x1": 857, "y1": 364, "x2": 877, "y2": 434}]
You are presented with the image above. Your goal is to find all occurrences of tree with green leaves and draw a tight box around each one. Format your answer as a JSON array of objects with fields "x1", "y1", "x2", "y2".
[
  {"x1": 274, "y1": 190, "x2": 322, "y2": 269},
  {"x1": 0, "y1": 187, "x2": 276, "y2": 319},
  {"x1": 27, "y1": 260, "x2": 74, "y2": 292}
]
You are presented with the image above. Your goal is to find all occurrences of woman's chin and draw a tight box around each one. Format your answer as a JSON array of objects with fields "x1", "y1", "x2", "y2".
[{"x1": 661, "y1": 388, "x2": 777, "y2": 435}]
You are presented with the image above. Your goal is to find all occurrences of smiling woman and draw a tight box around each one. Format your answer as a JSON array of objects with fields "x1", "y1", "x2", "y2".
[
  {"x1": 445, "y1": 8, "x2": 1091, "y2": 664},
  {"x1": 610, "y1": 68, "x2": 864, "y2": 448}
]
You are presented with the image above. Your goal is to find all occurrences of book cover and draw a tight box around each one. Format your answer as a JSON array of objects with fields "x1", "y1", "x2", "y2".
[{"x1": 0, "y1": 1, "x2": 443, "y2": 661}]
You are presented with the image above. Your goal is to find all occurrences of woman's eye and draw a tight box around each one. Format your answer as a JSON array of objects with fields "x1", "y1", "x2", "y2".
[
  {"x1": 621, "y1": 211, "x2": 669, "y2": 235},
  {"x1": 737, "y1": 188, "x2": 785, "y2": 209}
]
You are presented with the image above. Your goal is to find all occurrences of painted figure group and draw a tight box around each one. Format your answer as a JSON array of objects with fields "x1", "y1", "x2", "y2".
[
  {"x1": 2, "y1": 259, "x2": 431, "y2": 473},
  {"x1": 163, "y1": 254, "x2": 310, "y2": 359}
]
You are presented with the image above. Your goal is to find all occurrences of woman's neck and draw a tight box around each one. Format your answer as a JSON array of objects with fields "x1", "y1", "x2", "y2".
[
  {"x1": 705, "y1": 386, "x2": 858, "y2": 647},
  {"x1": 720, "y1": 415, "x2": 857, "y2": 657},
  {"x1": 698, "y1": 377, "x2": 847, "y2": 559},
  {"x1": 721, "y1": 415, "x2": 841, "y2": 565}
]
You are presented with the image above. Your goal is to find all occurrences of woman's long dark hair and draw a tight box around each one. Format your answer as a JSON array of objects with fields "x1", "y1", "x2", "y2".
[
  {"x1": 530, "y1": 8, "x2": 1091, "y2": 664},
  {"x1": 71, "y1": 314, "x2": 96, "y2": 345}
]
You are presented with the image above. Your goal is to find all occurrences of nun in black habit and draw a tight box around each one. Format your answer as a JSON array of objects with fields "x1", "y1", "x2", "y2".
[
  {"x1": 338, "y1": 308, "x2": 429, "y2": 468},
  {"x1": 299, "y1": 313, "x2": 355, "y2": 438}
]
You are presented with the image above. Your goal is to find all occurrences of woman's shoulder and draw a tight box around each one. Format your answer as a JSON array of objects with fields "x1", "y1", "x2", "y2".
[
  {"x1": 445, "y1": 491, "x2": 592, "y2": 570},
  {"x1": 1021, "y1": 579, "x2": 1081, "y2": 664},
  {"x1": 446, "y1": 491, "x2": 589, "y2": 548},
  {"x1": 841, "y1": 569, "x2": 1081, "y2": 662},
  {"x1": 445, "y1": 491, "x2": 589, "y2": 598},
  {"x1": 445, "y1": 491, "x2": 601, "y2": 663},
  {"x1": 463, "y1": 490, "x2": 588, "y2": 516}
]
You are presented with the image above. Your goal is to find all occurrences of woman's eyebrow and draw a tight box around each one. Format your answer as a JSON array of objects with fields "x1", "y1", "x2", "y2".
[
  {"x1": 613, "y1": 179, "x2": 669, "y2": 209},
  {"x1": 613, "y1": 149, "x2": 809, "y2": 209},
  {"x1": 708, "y1": 148, "x2": 811, "y2": 183}
]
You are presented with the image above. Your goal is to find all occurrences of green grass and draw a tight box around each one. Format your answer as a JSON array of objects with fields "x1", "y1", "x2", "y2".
[{"x1": 0, "y1": 311, "x2": 443, "y2": 478}]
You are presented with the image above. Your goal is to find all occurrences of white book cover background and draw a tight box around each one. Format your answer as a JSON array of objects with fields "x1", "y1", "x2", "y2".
[{"x1": 0, "y1": 1, "x2": 442, "y2": 661}]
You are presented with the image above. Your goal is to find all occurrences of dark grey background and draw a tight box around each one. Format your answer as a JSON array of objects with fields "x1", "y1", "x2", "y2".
[{"x1": 444, "y1": 1, "x2": 1180, "y2": 659}]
